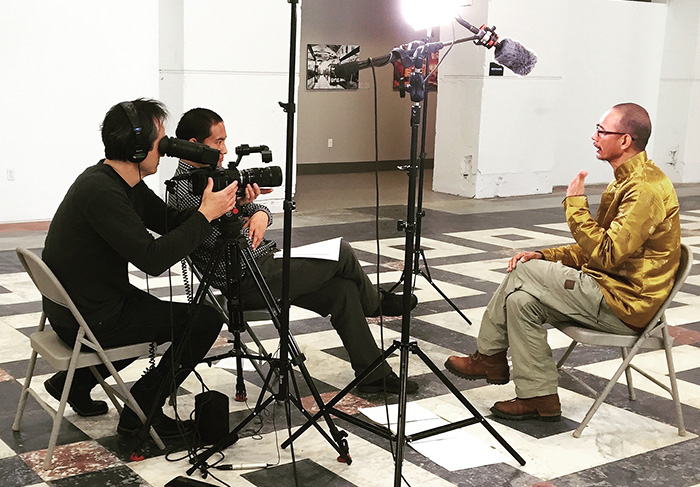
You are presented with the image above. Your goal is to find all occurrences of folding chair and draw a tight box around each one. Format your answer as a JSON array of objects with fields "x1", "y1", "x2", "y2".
[
  {"x1": 554, "y1": 242, "x2": 692, "y2": 438},
  {"x1": 12, "y1": 248, "x2": 165, "y2": 469}
]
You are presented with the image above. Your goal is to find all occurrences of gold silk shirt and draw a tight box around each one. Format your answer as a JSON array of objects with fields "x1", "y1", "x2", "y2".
[{"x1": 540, "y1": 151, "x2": 681, "y2": 329}]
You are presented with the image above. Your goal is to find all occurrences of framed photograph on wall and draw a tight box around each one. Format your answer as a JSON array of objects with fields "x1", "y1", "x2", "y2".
[
  {"x1": 392, "y1": 49, "x2": 438, "y2": 93},
  {"x1": 307, "y1": 44, "x2": 360, "y2": 90}
]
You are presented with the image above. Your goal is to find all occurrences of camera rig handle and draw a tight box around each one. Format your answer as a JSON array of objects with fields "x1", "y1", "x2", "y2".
[{"x1": 234, "y1": 144, "x2": 272, "y2": 167}]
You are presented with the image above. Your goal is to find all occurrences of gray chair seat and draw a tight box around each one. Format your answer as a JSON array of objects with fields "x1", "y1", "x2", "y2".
[{"x1": 553, "y1": 242, "x2": 692, "y2": 438}]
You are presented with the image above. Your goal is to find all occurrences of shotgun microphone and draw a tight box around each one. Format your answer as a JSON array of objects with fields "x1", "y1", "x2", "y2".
[
  {"x1": 455, "y1": 17, "x2": 537, "y2": 76},
  {"x1": 493, "y1": 37, "x2": 538, "y2": 76}
]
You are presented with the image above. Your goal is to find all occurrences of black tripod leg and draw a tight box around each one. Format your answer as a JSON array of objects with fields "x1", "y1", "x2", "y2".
[
  {"x1": 281, "y1": 342, "x2": 400, "y2": 448},
  {"x1": 221, "y1": 233, "x2": 250, "y2": 403},
  {"x1": 412, "y1": 345, "x2": 526, "y2": 465},
  {"x1": 386, "y1": 268, "x2": 407, "y2": 293},
  {"x1": 418, "y1": 268, "x2": 472, "y2": 325},
  {"x1": 233, "y1": 330, "x2": 246, "y2": 401},
  {"x1": 418, "y1": 248, "x2": 431, "y2": 281},
  {"x1": 393, "y1": 343, "x2": 412, "y2": 486},
  {"x1": 285, "y1": 371, "x2": 351, "y2": 461},
  {"x1": 236, "y1": 244, "x2": 352, "y2": 463},
  {"x1": 288, "y1": 347, "x2": 351, "y2": 462}
]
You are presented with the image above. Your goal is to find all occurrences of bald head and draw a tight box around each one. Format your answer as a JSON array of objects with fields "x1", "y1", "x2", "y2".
[{"x1": 611, "y1": 103, "x2": 651, "y2": 152}]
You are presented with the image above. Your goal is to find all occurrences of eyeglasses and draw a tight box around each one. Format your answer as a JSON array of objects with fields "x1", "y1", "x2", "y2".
[{"x1": 594, "y1": 124, "x2": 635, "y2": 140}]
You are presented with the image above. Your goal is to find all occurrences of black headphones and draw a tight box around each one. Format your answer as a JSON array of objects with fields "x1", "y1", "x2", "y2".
[{"x1": 119, "y1": 102, "x2": 150, "y2": 163}]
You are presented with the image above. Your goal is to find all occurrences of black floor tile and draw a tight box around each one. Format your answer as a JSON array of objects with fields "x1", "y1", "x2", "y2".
[
  {"x1": 49, "y1": 465, "x2": 150, "y2": 487},
  {"x1": 0, "y1": 456, "x2": 43, "y2": 487},
  {"x1": 242, "y1": 458, "x2": 355, "y2": 487}
]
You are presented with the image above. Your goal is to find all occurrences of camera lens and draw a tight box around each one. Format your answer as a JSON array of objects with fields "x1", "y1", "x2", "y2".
[{"x1": 239, "y1": 167, "x2": 283, "y2": 188}]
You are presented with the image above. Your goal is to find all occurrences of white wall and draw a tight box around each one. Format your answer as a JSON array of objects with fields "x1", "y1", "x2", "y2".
[
  {"x1": 159, "y1": 0, "x2": 295, "y2": 213},
  {"x1": 655, "y1": 0, "x2": 700, "y2": 183},
  {"x1": 0, "y1": 0, "x2": 160, "y2": 223},
  {"x1": 0, "y1": 0, "x2": 293, "y2": 223},
  {"x1": 550, "y1": 0, "x2": 666, "y2": 186},
  {"x1": 434, "y1": 0, "x2": 668, "y2": 198}
]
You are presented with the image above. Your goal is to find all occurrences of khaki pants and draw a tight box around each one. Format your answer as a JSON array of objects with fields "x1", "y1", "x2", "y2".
[{"x1": 477, "y1": 259, "x2": 637, "y2": 399}]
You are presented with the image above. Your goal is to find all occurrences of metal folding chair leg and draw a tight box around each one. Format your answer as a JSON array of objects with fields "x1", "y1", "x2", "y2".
[
  {"x1": 12, "y1": 349, "x2": 39, "y2": 433},
  {"x1": 621, "y1": 347, "x2": 636, "y2": 401},
  {"x1": 663, "y1": 327, "x2": 686, "y2": 436}
]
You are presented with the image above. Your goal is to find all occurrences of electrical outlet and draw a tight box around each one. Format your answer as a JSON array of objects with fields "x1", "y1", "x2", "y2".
[
  {"x1": 7, "y1": 169, "x2": 15, "y2": 181},
  {"x1": 328, "y1": 138, "x2": 333, "y2": 148}
]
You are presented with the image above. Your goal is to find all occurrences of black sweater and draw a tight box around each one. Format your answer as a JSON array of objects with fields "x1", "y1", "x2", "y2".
[{"x1": 42, "y1": 161, "x2": 212, "y2": 327}]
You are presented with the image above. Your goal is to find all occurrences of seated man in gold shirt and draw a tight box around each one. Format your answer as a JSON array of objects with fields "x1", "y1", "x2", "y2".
[{"x1": 445, "y1": 102, "x2": 681, "y2": 421}]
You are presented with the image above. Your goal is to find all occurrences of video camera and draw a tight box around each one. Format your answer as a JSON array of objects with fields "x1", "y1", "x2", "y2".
[{"x1": 160, "y1": 137, "x2": 282, "y2": 196}]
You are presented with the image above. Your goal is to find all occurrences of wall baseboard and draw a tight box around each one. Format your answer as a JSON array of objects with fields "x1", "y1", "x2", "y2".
[{"x1": 297, "y1": 159, "x2": 434, "y2": 175}]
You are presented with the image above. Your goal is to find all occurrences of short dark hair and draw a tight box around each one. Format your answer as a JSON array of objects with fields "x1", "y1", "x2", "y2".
[
  {"x1": 101, "y1": 98, "x2": 168, "y2": 161},
  {"x1": 613, "y1": 102, "x2": 652, "y2": 152},
  {"x1": 175, "y1": 108, "x2": 224, "y2": 143}
]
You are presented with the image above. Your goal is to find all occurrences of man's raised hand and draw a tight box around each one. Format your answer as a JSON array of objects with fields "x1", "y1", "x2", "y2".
[{"x1": 566, "y1": 170, "x2": 588, "y2": 197}]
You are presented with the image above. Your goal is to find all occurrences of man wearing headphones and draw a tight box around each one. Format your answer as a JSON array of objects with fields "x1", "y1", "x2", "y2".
[
  {"x1": 42, "y1": 98, "x2": 239, "y2": 438},
  {"x1": 169, "y1": 107, "x2": 420, "y2": 394}
]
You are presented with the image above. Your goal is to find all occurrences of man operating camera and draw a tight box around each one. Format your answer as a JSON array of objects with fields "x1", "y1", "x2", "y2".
[
  {"x1": 42, "y1": 98, "x2": 239, "y2": 438},
  {"x1": 169, "y1": 107, "x2": 420, "y2": 394}
]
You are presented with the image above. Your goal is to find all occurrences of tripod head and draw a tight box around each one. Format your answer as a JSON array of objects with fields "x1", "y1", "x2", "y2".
[{"x1": 214, "y1": 210, "x2": 245, "y2": 241}]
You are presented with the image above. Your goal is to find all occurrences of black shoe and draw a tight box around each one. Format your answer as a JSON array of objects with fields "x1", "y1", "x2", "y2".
[
  {"x1": 117, "y1": 407, "x2": 196, "y2": 440},
  {"x1": 357, "y1": 372, "x2": 419, "y2": 394},
  {"x1": 369, "y1": 290, "x2": 418, "y2": 317},
  {"x1": 44, "y1": 372, "x2": 108, "y2": 417}
]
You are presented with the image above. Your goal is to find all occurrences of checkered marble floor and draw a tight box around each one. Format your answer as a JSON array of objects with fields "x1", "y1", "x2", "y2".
[{"x1": 2, "y1": 194, "x2": 700, "y2": 487}]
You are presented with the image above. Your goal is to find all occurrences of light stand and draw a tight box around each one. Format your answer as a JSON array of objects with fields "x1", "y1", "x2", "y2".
[
  {"x1": 186, "y1": 0, "x2": 352, "y2": 480},
  {"x1": 387, "y1": 52, "x2": 471, "y2": 326},
  {"x1": 281, "y1": 36, "x2": 526, "y2": 486}
]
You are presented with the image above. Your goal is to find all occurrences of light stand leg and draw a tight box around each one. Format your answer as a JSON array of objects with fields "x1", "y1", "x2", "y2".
[
  {"x1": 237, "y1": 243, "x2": 352, "y2": 461},
  {"x1": 278, "y1": 0, "x2": 298, "y2": 445}
]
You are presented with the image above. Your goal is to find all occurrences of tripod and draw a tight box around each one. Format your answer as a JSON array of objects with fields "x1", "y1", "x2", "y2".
[
  {"x1": 180, "y1": 212, "x2": 352, "y2": 477},
  {"x1": 281, "y1": 40, "x2": 525, "y2": 486},
  {"x1": 182, "y1": 218, "x2": 271, "y2": 402}
]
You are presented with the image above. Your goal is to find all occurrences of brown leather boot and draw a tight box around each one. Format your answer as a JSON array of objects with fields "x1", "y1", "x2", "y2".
[
  {"x1": 490, "y1": 394, "x2": 561, "y2": 422},
  {"x1": 444, "y1": 351, "x2": 509, "y2": 384}
]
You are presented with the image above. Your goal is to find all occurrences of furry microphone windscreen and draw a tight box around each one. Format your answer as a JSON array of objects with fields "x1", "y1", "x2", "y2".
[{"x1": 494, "y1": 38, "x2": 538, "y2": 76}]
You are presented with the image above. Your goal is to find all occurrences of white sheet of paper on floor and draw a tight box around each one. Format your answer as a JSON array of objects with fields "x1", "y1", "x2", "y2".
[
  {"x1": 273, "y1": 236, "x2": 342, "y2": 261},
  {"x1": 214, "y1": 356, "x2": 256, "y2": 372},
  {"x1": 359, "y1": 403, "x2": 508, "y2": 471}
]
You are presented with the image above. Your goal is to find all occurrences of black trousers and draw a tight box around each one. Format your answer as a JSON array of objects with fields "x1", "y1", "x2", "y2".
[
  {"x1": 50, "y1": 285, "x2": 223, "y2": 408},
  {"x1": 238, "y1": 239, "x2": 391, "y2": 383}
]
